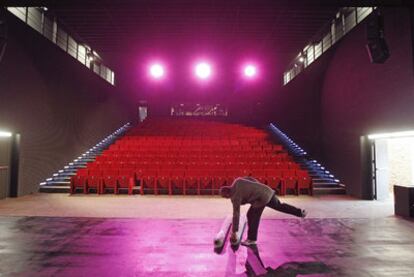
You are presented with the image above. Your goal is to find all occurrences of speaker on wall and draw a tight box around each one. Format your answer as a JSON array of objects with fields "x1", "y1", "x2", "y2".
[
  {"x1": 366, "y1": 10, "x2": 390, "y2": 64},
  {"x1": 0, "y1": 8, "x2": 7, "y2": 64},
  {"x1": 366, "y1": 38, "x2": 390, "y2": 64}
]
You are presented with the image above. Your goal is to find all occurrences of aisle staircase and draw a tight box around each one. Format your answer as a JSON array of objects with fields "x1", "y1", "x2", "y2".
[
  {"x1": 39, "y1": 123, "x2": 131, "y2": 193},
  {"x1": 268, "y1": 123, "x2": 346, "y2": 195}
]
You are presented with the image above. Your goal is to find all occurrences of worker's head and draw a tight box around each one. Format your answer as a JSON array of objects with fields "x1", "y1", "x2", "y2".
[{"x1": 219, "y1": 186, "x2": 232, "y2": 198}]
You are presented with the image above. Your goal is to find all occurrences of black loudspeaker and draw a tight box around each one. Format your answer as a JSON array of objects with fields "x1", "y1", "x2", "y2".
[
  {"x1": 394, "y1": 185, "x2": 414, "y2": 218},
  {"x1": 0, "y1": 8, "x2": 7, "y2": 64},
  {"x1": 366, "y1": 11, "x2": 390, "y2": 64},
  {"x1": 366, "y1": 38, "x2": 390, "y2": 64}
]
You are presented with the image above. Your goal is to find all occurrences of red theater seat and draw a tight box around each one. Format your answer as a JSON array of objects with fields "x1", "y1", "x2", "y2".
[
  {"x1": 282, "y1": 176, "x2": 298, "y2": 195},
  {"x1": 199, "y1": 172, "x2": 214, "y2": 194},
  {"x1": 213, "y1": 170, "x2": 228, "y2": 193},
  {"x1": 185, "y1": 171, "x2": 201, "y2": 195},
  {"x1": 140, "y1": 170, "x2": 158, "y2": 195},
  {"x1": 117, "y1": 175, "x2": 134, "y2": 195},
  {"x1": 85, "y1": 175, "x2": 101, "y2": 194},
  {"x1": 70, "y1": 175, "x2": 86, "y2": 194},
  {"x1": 102, "y1": 175, "x2": 118, "y2": 194},
  {"x1": 170, "y1": 170, "x2": 185, "y2": 194},
  {"x1": 77, "y1": 168, "x2": 89, "y2": 176},
  {"x1": 297, "y1": 170, "x2": 312, "y2": 195},
  {"x1": 157, "y1": 172, "x2": 172, "y2": 195}
]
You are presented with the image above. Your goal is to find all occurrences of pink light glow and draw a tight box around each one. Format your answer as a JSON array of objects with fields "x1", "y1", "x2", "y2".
[
  {"x1": 149, "y1": 63, "x2": 165, "y2": 79},
  {"x1": 195, "y1": 62, "x2": 212, "y2": 79},
  {"x1": 243, "y1": 64, "x2": 257, "y2": 78}
]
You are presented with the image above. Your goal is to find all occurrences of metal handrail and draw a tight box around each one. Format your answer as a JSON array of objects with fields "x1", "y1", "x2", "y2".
[{"x1": 283, "y1": 7, "x2": 375, "y2": 85}]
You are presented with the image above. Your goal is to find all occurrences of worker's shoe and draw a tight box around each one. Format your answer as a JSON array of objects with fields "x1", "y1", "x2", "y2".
[
  {"x1": 300, "y1": 209, "x2": 307, "y2": 218},
  {"x1": 241, "y1": 239, "x2": 257, "y2": 246}
]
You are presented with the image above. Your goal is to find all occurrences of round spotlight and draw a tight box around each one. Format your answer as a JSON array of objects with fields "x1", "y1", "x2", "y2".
[
  {"x1": 298, "y1": 56, "x2": 305, "y2": 63},
  {"x1": 149, "y1": 63, "x2": 164, "y2": 79},
  {"x1": 244, "y1": 65, "x2": 257, "y2": 78},
  {"x1": 195, "y1": 62, "x2": 211, "y2": 79}
]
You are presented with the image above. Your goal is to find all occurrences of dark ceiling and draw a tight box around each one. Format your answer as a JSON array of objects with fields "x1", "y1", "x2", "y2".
[
  {"x1": 5, "y1": 0, "x2": 408, "y2": 97},
  {"x1": 46, "y1": 0, "x2": 342, "y2": 69},
  {"x1": 5, "y1": 0, "x2": 411, "y2": 79}
]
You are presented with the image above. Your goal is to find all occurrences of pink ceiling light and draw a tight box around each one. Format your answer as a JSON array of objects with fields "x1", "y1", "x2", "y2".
[
  {"x1": 149, "y1": 63, "x2": 165, "y2": 79},
  {"x1": 195, "y1": 62, "x2": 212, "y2": 79},
  {"x1": 243, "y1": 64, "x2": 257, "y2": 78}
]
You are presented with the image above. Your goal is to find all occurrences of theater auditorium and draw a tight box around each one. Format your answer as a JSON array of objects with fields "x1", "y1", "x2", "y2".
[{"x1": 0, "y1": 0, "x2": 414, "y2": 276}]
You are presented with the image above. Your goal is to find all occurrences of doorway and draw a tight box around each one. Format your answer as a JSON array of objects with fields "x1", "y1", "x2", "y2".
[
  {"x1": 370, "y1": 132, "x2": 414, "y2": 200},
  {"x1": 138, "y1": 106, "x2": 148, "y2": 122},
  {"x1": 0, "y1": 131, "x2": 12, "y2": 199}
]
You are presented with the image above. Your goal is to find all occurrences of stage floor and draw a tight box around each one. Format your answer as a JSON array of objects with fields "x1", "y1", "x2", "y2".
[
  {"x1": 0, "y1": 216, "x2": 413, "y2": 276},
  {"x1": 0, "y1": 193, "x2": 395, "y2": 219},
  {"x1": 0, "y1": 194, "x2": 412, "y2": 276}
]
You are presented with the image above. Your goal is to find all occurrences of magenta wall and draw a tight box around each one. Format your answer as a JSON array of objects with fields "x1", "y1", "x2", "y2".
[{"x1": 0, "y1": 14, "x2": 135, "y2": 195}]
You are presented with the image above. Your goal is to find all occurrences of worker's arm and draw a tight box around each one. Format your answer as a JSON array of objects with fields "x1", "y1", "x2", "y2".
[
  {"x1": 231, "y1": 198, "x2": 241, "y2": 233},
  {"x1": 229, "y1": 198, "x2": 241, "y2": 243}
]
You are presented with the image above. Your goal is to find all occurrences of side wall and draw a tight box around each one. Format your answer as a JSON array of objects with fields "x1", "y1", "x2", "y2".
[
  {"x1": 0, "y1": 14, "x2": 135, "y2": 195},
  {"x1": 270, "y1": 7, "x2": 414, "y2": 198},
  {"x1": 321, "y1": 7, "x2": 414, "y2": 198}
]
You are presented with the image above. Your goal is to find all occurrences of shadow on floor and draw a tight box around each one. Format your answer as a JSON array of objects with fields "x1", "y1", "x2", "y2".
[{"x1": 245, "y1": 245, "x2": 331, "y2": 277}]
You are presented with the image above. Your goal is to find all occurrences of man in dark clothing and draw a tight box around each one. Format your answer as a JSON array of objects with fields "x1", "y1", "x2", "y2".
[{"x1": 220, "y1": 176, "x2": 307, "y2": 245}]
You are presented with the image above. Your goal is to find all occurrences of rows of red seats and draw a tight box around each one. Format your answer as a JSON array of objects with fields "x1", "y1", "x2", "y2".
[
  {"x1": 88, "y1": 161, "x2": 300, "y2": 170},
  {"x1": 70, "y1": 118, "x2": 312, "y2": 195},
  {"x1": 71, "y1": 167, "x2": 311, "y2": 195},
  {"x1": 94, "y1": 156, "x2": 293, "y2": 164},
  {"x1": 70, "y1": 168, "x2": 134, "y2": 195}
]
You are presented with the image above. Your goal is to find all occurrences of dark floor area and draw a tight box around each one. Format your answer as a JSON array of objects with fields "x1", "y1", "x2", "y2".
[{"x1": 0, "y1": 216, "x2": 413, "y2": 276}]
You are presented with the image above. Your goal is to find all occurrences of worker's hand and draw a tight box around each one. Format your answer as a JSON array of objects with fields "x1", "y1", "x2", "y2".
[{"x1": 230, "y1": 232, "x2": 238, "y2": 244}]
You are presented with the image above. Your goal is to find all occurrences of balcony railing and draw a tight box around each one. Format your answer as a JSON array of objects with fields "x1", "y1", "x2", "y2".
[
  {"x1": 6, "y1": 7, "x2": 115, "y2": 86},
  {"x1": 283, "y1": 7, "x2": 374, "y2": 86}
]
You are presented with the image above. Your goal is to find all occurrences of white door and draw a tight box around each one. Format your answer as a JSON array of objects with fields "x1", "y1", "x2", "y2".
[{"x1": 374, "y1": 138, "x2": 390, "y2": 200}]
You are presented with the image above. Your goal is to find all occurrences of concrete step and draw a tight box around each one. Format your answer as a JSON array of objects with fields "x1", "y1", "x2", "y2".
[
  {"x1": 52, "y1": 173, "x2": 76, "y2": 180},
  {"x1": 312, "y1": 187, "x2": 346, "y2": 195},
  {"x1": 67, "y1": 165, "x2": 87, "y2": 168},
  {"x1": 312, "y1": 180, "x2": 339, "y2": 184},
  {"x1": 39, "y1": 186, "x2": 70, "y2": 193},
  {"x1": 73, "y1": 162, "x2": 89, "y2": 165},
  {"x1": 45, "y1": 180, "x2": 70, "y2": 186},
  {"x1": 309, "y1": 174, "x2": 334, "y2": 179},
  {"x1": 82, "y1": 158, "x2": 95, "y2": 162},
  {"x1": 51, "y1": 177, "x2": 71, "y2": 182},
  {"x1": 60, "y1": 169, "x2": 77, "y2": 173},
  {"x1": 56, "y1": 172, "x2": 76, "y2": 177},
  {"x1": 312, "y1": 177, "x2": 336, "y2": 180},
  {"x1": 307, "y1": 167, "x2": 325, "y2": 171},
  {"x1": 60, "y1": 171, "x2": 77, "y2": 175},
  {"x1": 312, "y1": 178, "x2": 338, "y2": 183},
  {"x1": 313, "y1": 183, "x2": 342, "y2": 188}
]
